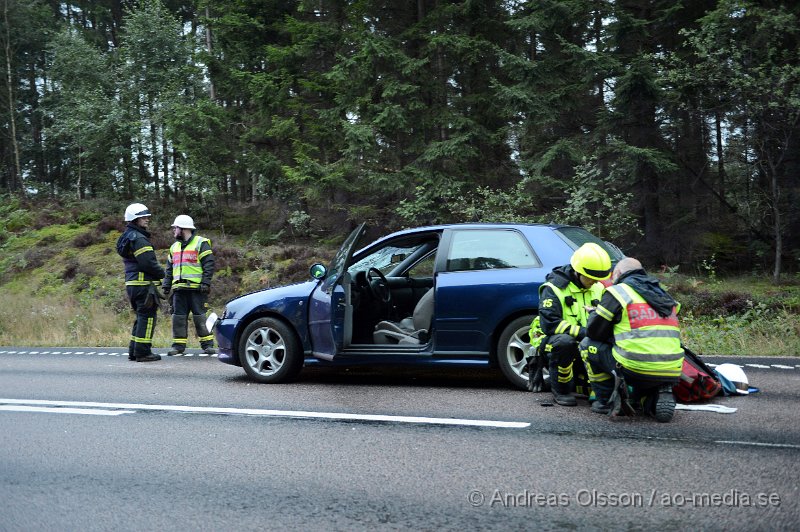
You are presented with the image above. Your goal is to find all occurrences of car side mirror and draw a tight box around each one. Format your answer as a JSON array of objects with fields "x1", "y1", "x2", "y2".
[{"x1": 309, "y1": 263, "x2": 327, "y2": 280}]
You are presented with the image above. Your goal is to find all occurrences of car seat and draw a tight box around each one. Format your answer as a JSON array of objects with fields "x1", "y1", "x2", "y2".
[{"x1": 373, "y1": 288, "x2": 434, "y2": 344}]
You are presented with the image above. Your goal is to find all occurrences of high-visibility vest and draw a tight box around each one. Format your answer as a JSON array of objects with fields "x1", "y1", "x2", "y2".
[
  {"x1": 539, "y1": 280, "x2": 605, "y2": 337},
  {"x1": 168, "y1": 236, "x2": 211, "y2": 289},
  {"x1": 605, "y1": 283, "x2": 684, "y2": 378}
]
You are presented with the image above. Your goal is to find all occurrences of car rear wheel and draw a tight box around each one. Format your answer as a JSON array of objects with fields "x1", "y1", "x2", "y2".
[
  {"x1": 497, "y1": 315, "x2": 537, "y2": 390},
  {"x1": 238, "y1": 317, "x2": 303, "y2": 383}
]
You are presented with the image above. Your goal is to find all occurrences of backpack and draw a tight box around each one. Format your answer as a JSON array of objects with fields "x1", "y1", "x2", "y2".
[{"x1": 673, "y1": 346, "x2": 722, "y2": 402}]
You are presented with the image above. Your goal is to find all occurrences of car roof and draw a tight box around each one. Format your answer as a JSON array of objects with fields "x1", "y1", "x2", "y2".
[
  {"x1": 353, "y1": 223, "x2": 571, "y2": 257},
  {"x1": 368, "y1": 222, "x2": 566, "y2": 242}
]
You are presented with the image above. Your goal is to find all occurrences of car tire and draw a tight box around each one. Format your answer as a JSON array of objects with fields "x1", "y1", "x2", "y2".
[
  {"x1": 496, "y1": 315, "x2": 537, "y2": 390},
  {"x1": 238, "y1": 317, "x2": 303, "y2": 384}
]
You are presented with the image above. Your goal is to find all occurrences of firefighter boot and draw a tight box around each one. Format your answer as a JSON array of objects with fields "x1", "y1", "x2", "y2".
[
  {"x1": 194, "y1": 314, "x2": 216, "y2": 355},
  {"x1": 550, "y1": 361, "x2": 577, "y2": 406},
  {"x1": 590, "y1": 380, "x2": 614, "y2": 414},
  {"x1": 653, "y1": 384, "x2": 676, "y2": 423},
  {"x1": 128, "y1": 340, "x2": 136, "y2": 361},
  {"x1": 168, "y1": 314, "x2": 188, "y2": 355}
]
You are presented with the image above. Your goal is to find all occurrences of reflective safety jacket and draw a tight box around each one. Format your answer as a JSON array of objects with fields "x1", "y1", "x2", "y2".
[
  {"x1": 164, "y1": 233, "x2": 214, "y2": 290},
  {"x1": 593, "y1": 281, "x2": 684, "y2": 379},
  {"x1": 116, "y1": 223, "x2": 165, "y2": 286},
  {"x1": 538, "y1": 265, "x2": 605, "y2": 340}
]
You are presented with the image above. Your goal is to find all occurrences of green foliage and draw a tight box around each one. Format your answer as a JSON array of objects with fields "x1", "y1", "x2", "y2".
[
  {"x1": 549, "y1": 158, "x2": 642, "y2": 241},
  {"x1": 1, "y1": 1, "x2": 800, "y2": 276}
]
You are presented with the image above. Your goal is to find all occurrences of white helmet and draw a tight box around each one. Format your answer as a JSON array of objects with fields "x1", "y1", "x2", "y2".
[
  {"x1": 124, "y1": 203, "x2": 151, "y2": 222},
  {"x1": 715, "y1": 363, "x2": 749, "y2": 395},
  {"x1": 171, "y1": 214, "x2": 195, "y2": 229}
]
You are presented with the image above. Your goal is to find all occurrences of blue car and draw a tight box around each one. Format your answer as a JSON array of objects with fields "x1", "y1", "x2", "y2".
[{"x1": 215, "y1": 223, "x2": 623, "y2": 389}]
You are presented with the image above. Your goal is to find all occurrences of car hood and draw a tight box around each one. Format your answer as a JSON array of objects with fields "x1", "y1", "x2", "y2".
[{"x1": 223, "y1": 280, "x2": 319, "y2": 320}]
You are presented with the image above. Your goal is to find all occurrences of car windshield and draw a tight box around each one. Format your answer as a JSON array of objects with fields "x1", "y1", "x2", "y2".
[
  {"x1": 555, "y1": 226, "x2": 625, "y2": 261},
  {"x1": 348, "y1": 240, "x2": 432, "y2": 275}
]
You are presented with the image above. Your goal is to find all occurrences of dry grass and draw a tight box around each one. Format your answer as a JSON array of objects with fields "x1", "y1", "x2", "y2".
[{"x1": 0, "y1": 288, "x2": 174, "y2": 347}]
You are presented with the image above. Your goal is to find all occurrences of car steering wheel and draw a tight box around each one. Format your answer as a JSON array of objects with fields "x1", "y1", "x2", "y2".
[{"x1": 366, "y1": 267, "x2": 392, "y2": 304}]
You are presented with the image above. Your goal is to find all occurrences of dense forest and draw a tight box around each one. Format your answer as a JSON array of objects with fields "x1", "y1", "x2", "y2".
[{"x1": 1, "y1": 0, "x2": 798, "y2": 278}]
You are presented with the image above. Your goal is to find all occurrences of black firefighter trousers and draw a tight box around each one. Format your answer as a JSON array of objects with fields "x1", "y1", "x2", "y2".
[
  {"x1": 170, "y1": 289, "x2": 214, "y2": 350},
  {"x1": 127, "y1": 285, "x2": 158, "y2": 357}
]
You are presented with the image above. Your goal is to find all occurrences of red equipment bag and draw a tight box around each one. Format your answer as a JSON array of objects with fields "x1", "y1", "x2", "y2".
[{"x1": 673, "y1": 346, "x2": 722, "y2": 402}]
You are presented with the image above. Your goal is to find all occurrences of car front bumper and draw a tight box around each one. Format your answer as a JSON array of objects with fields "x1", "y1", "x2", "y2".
[{"x1": 215, "y1": 318, "x2": 240, "y2": 366}]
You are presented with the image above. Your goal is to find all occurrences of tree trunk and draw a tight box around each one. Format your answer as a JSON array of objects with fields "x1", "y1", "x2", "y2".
[
  {"x1": 772, "y1": 168, "x2": 782, "y2": 283},
  {"x1": 715, "y1": 110, "x2": 725, "y2": 202},
  {"x1": 205, "y1": 6, "x2": 216, "y2": 101},
  {"x1": 162, "y1": 126, "x2": 169, "y2": 199},
  {"x1": 2, "y1": 0, "x2": 23, "y2": 195},
  {"x1": 148, "y1": 97, "x2": 160, "y2": 198},
  {"x1": 76, "y1": 146, "x2": 83, "y2": 200}
]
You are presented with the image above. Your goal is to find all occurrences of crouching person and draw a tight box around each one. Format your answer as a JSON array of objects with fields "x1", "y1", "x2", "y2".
[
  {"x1": 538, "y1": 243, "x2": 611, "y2": 406},
  {"x1": 580, "y1": 258, "x2": 684, "y2": 422}
]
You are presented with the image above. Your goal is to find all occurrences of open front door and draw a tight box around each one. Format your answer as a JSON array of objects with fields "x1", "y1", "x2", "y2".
[{"x1": 308, "y1": 223, "x2": 366, "y2": 360}]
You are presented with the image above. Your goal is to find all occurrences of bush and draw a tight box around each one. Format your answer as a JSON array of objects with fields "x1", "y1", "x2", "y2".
[
  {"x1": 73, "y1": 230, "x2": 106, "y2": 248},
  {"x1": 22, "y1": 247, "x2": 58, "y2": 271},
  {"x1": 97, "y1": 216, "x2": 123, "y2": 233}
]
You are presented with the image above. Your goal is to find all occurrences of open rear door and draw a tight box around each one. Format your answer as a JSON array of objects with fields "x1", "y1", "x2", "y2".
[{"x1": 308, "y1": 223, "x2": 366, "y2": 360}]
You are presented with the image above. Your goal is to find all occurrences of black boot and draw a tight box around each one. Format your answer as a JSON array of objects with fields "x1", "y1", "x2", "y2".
[
  {"x1": 653, "y1": 384, "x2": 676, "y2": 423},
  {"x1": 591, "y1": 398, "x2": 611, "y2": 414},
  {"x1": 128, "y1": 341, "x2": 136, "y2": 361},
  {"x1": 136, "y1": 352, "x2": 161, "y2": 362},
  {"x1": 550, "y1": 362, "x2": 576, "y2": 406}
]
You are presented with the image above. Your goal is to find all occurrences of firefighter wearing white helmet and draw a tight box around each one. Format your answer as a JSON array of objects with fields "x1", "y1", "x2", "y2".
[
  {"x1": 581, "y1": 257, "x2": 685, "y2": 422},
  {"x1": 115, "y1": 203, "x2": 165, "y2": 362},
  {"x1": 162, "y1": 214, "x2": 216, "y2": 355},
  {"x1": 535, "y1": 242, "x2": 612, "y2": 406}
]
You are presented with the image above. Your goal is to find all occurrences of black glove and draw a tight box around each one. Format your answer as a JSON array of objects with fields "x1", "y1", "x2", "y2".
[
  {"x1": 199, "y1": 283, "x2": 210, "y2": 294},
  {"x1": 162, "y1": 286, "x2": 171, "y2": 297}
]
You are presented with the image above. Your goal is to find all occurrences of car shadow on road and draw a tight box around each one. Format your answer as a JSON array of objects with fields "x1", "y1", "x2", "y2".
[{"x1": 225, "y1": 365, "x2": 515, "y2": 390}]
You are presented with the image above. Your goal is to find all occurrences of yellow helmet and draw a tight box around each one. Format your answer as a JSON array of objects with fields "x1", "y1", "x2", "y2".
[{"x1": 570, "y1": 243, "x2": 612, "y2": 280}]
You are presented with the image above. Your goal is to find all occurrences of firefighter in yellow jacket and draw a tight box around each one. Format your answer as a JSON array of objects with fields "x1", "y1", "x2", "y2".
[
  {"x1": 538, "y1": 243, "x2": 611, "y2": 406},
  {"x1": 162, "y1": 215, "x2": 216, "y2": 355},
  {"x1": 580, "y1": 257, "x2": 684, "y2": 422}
]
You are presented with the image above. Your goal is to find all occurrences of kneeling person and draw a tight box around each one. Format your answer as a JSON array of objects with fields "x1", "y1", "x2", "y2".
[
  {"x1": 581, "y1": 258, "x2": 684, "y2": 422},
  {"x1": 163, "y1": 215, "x2": 216, "y2": 355},
  {"x1": 538, "y1": 243, "x2": 611, "y2": 406}
]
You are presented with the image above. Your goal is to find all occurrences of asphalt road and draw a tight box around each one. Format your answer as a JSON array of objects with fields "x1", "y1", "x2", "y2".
[{"x1": 1, "y1": 347, "x2": 798, "y2": 530}]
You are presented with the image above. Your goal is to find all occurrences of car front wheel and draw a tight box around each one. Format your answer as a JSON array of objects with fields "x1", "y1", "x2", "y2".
[
  {"x1": 496, "y1": 315, "x2": 538, "y2": 390},
  {"x1": 238, "y1": 317, "x2": 303, "y2": 383}
]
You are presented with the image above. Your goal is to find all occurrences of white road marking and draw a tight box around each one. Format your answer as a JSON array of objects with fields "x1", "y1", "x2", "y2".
[
  {"x1": 0, "y1": 405, "x2": 135, "y2": 416},
  {"x1": 771, "y1": 364, "x2": 794, "y2": 369},
  {"x1": 714, "y1": 440, "x2": 800, "y2": 450},
  {"x1": 0, "y1": 398, "x2": 530, "y2": 429},
  {"x1": 745, "y1": 364, "x2": 771, "y2": 369}
]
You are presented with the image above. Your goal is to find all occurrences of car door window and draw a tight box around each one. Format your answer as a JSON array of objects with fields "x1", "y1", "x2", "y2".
[
  {"x1": 407, "y1": 251, "x2": 436, "y2": 277},
  {"x1": 446, "y1": 230, "x2": 540, "y2": 271}
]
